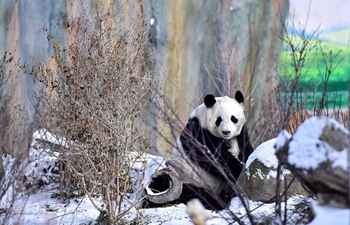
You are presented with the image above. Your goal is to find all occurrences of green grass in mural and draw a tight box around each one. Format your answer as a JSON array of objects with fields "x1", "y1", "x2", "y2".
[
  {"x1": 320, "y1": 28, "x2": 350, "y2": 47},
  {"x1": 280, "y1": 31, "x2": 350, "y2": 109},
  {"x1": 280, "y1": 37, "x2": 350, "y2": 90}
]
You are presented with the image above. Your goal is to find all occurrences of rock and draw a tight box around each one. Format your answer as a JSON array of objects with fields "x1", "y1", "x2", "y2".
[
  {"x1": 275, "y1": 116, "x2": 350, "y2": 208},
  {"x1": 238, "y1": 139, "x2": 308, "y2": 202}
]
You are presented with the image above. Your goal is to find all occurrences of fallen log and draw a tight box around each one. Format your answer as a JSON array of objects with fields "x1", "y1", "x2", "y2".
[
  {"x1": 145, "y1": 166, "x2": 183, "y2": 204},
  {"x1": 275, "y1": 116, "x2": 349, "y2": 208}
]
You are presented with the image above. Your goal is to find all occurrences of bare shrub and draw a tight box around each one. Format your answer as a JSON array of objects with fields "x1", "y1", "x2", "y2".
[{"x1": 27, "y1": 8, "x2": 156, "y2": 224}]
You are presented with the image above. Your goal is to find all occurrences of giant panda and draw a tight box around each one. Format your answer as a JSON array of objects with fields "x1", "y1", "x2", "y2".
[{"x1": 168, "y1": 90, "x2": 254, "y2": 210}]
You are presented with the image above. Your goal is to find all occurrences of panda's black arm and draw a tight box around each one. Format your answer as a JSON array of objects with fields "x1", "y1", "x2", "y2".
[
  {"x1": 179, "y1": 117, "x2": 204, "y2": 157},
  {"x1": 179, "y1": 117, "x2": 218, "y2": 173},
  {"x1": 237, "y1": 125, "x2": 254, "y2": 163}
]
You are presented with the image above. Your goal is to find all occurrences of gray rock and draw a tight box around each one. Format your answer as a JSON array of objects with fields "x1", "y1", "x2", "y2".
[{"x1": 238, "y1": 139, "x2": 308, "y2": 202}]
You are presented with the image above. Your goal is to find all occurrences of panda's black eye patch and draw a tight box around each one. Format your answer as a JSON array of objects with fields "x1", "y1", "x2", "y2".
[
  {"x1": 215, "y1": 117, "x2": 222, "y2": 126},
  {"x1": 231, "y1": 115, "x2": 238, "y2": 124}
]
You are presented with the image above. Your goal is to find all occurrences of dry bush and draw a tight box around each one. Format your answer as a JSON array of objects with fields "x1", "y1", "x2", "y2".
[{"x1": 28, "y1": 9, "x2": 156, "y2": 224}]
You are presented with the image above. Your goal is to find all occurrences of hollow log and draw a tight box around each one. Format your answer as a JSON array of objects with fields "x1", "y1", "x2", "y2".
[
  {"x1": 275, "y1": 116, "x2": 350, "y2": 208},
  {"x1": 145, "y1": 166, "x2": 183, "y2": 204}
]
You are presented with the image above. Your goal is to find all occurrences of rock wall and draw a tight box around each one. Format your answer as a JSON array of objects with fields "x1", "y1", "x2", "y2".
[{"x1": 0, "y1": 0, "x2": 289, "y2": 158}]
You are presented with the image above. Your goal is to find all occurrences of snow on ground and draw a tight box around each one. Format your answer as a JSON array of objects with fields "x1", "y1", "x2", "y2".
[
  {"x1": 0, "y1": 130, "x2": 104, "y2": 224},
  {"x1": 1, "y1": 181, "x2": 309, "y2": 224},
  {"x1": 309, "y1": 200, "x2": 350, "y2": 225},
  {"x1": 2, "y1": 187, "x2": 102, "y2": 224},
  {"x1": 1, "y1": 128, "x2": 349, "y2": 224},
  {"x1": 140, "y1": 195, "x2": 309, "y2": 225}
]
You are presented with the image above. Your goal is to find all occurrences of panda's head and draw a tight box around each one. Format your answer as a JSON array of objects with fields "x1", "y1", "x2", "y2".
[{"x1": 198, "y1": 91, "x2": 246, "y2": 140}]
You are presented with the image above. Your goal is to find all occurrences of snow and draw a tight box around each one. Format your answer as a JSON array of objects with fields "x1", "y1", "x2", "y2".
[
  {"x1": 6, "y1": 176, "x2": 308, "y2": 225},
  {"x1": 328, "y1": 148, "x2": 348, "y2": 170},
  {"x1": 275, "y1": 130, "x2": 292, "y2": 150},
  {"x1": 33, "y1": 129, "x2": 69, "y2": 149},
  {"x1": 246, "y1": 138, "x2": 278, "y2": 169},
  {"x1": 308, "y1": 200, "x2": 350, "y2": 225},
  {"x1": 3, "y1": 190, "x2": 103, "y2": 224},
  {"x1": 251, "y1": 169, "x2": 289, "y2": 180},
  {"x1": 140, "y1": 195, "x2": 310, "y2": 225},
  {"x1": 286, "y1": 117, "x2": 349, "y2": 170}
]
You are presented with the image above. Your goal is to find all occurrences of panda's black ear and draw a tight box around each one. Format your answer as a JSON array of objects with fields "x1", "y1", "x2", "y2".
[
  {"x1": 235, "y1": 91, "x2": 244, "y2": 104},
  {"x1": 204, "y1": 94, "x2": 216, "y2": 108}
]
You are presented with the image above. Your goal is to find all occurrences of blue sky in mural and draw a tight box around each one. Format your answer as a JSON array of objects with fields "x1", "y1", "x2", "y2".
[
  {"x1": 288, "y1": 0, "x2": 350, "y2": 34},
  {"x1": 281, "y1": 0, "x2": 350, "y2": 108}
]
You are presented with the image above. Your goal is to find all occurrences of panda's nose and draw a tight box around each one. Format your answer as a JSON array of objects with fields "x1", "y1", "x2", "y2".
[{"x1": 222, "y1": 131, "x2": 231, "y2": 135}]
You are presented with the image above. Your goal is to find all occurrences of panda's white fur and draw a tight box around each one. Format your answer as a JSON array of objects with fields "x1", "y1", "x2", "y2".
[{"x1": 168, "y1": 91, "x2": 254, "y2": 210}]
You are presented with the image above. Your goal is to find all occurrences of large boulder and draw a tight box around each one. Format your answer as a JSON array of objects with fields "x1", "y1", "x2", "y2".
[
  {"x1": 238, "y1": 138, "x2": 308, "y2": 202},
  {"x1": 275, "y1": 116, "x2": 349, "y2": 208}
]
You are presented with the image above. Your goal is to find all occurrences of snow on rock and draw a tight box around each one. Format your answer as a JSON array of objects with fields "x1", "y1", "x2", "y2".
[
  {"x1": 286, "y1": 116, "x2": 348, "y2": 170},
  {"x1": 275, "y1": 130, "x2": 292, "y2": 150},
  {"x1": 328, "y1": 148, "x2": 348, "y2": 170},
  {"x1": 246, "y1": 138, "x2": 278, "y2": 170}
]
